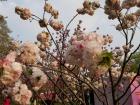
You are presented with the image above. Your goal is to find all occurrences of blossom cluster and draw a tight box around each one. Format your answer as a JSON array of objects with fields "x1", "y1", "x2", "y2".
[
  {"x1": 12, "y1": 81, "x2": 32, "y2": 105},
  {"x1": 15, "y1": 6, "x2": 31, "y2": 20},
  {"x1": 104, "y1": 0, "x2": 121, "y2": 19},
  {"x1": 116, "y1": 11, "x2": 140, "y2": 30},
  {"x1": 122, "y1": 0, "x2": 140, "y2": 9},
  {"x1": 18, "y1": 42, "x2": 40, "y2": 65},
  {"x1": 0, "y1": 52, "x2": 22, "y2": 85},
  {"x1": 37, "y1": 32, "x2": 50, "y2": 49},
  {"x1": 0, "y1": 42, "x2": 48, "y2": 104},
  {"x1": 44, "y1": 3, "x2": 59, "y2": 19},
  {"x1": 15, "y1": 5, "x2": 64, "y2": 31},
  {"x1": 103, "y1": 0, "x2": 140, "y2": 30},
  {"x1": 65, "y1": 32, "x2": 112, "y2": 77},
  {"x1": 77, "y1": 0, "x2": 100, "y2": 16},
  {"x1": 49, "y1": 19, "x2": 64, "y2": 31},
  {"x1": 29, "y1": 67, "x2": 48, "y2": 91},
  {"x1": 93, "y1": 66, "x2": 136, "y2": 90}
]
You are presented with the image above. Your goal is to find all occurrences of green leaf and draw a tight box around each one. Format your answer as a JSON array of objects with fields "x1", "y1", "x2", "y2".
[
  {"x1": 98, "y1": 51, "x2": 113, "y2": 67},
  {"x1": 130, "y1": 51, "x2": 140, "y2": 73},
  {"x1": 26, "y1": 68, "x2": 33, "y2": 75}
]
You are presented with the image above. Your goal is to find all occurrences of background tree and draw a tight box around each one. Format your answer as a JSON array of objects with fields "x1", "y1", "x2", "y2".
[
  {"x1": 129, "y1": 51, "x2": 140, "y2": 73},
  {"x1": 0, "y1": 15, "x2": 12, "y2": 58}
]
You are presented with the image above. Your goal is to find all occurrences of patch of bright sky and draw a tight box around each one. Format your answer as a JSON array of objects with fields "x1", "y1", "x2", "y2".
[{"x1": 0, "y1": 0, "x2": 140, "y2": 49}]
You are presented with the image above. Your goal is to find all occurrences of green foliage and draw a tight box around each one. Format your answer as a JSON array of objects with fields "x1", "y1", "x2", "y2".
[
  {"x1": 26, "y1": 68, "x2": 33, "y2": 75},
  {"x1": 130, "y1": 51, "x2": 140, "y2": 73},
  {"x1": 0, "y1": 15, "x2": 13, "y2": 58},
  {"x1": 98, "y1": 51, "x2": 113, "y2": 67}
]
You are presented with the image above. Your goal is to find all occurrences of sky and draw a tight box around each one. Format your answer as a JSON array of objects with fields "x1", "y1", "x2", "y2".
[{"x1": 0, "y1": 0, "x2": 140, "y2": 49}]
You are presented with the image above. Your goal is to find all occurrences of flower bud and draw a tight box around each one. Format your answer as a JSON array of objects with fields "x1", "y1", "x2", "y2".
[
  {"x1": 83, "y1": 0, "x2": 92, "y2": 9},
  {"x1": 15, "y1": 6, "x2": 23, "y2": 15},
  {"x1": 51, "y1": 9, "x2": 59, "y2": 19},
  {"x1": 49, "y1": 19, "x2": 64, "y2": 31},
  {"x1": 15, "y1": 7, "x2": 31, "y2": 20},
  {"x1": 77, "y1": 8, "x2": 86, "y2": 15},
  {"x1": 37, "y1": 32, "x2": 49, "y2": 42},
  {"x1": 44, "y1": 3, "x2": 53, "y2": 13}
]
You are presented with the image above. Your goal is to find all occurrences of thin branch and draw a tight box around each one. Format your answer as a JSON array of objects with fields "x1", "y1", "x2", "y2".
[
  {"x1": 101, "y1": 76, "x2": 109, "y2": 105},
  {"x1": 109, "y1": 68, "x2": 116, "y2": 105}
]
